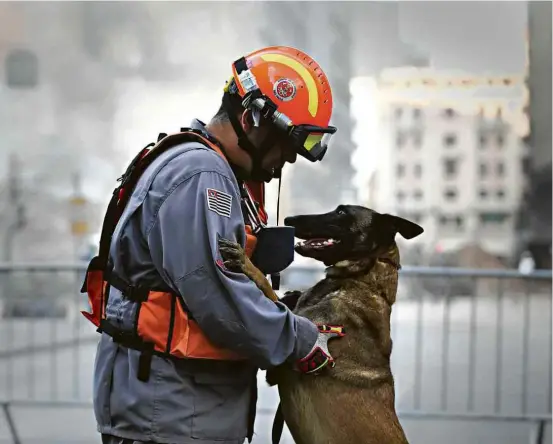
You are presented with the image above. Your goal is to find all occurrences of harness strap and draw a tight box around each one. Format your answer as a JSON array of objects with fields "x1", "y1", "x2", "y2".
[
  {"x1": 271, "y1": 403, "x2": 285, "y2": 444},
  {"x1": 107, "y1": 272, "x2": 149, "y2": 303},
  {"x1": 99, "y1": 319, "x2": 154, "y2": 382},
  {"x1": 106, "y1": 271, "x2": 196, "y2": 322}
]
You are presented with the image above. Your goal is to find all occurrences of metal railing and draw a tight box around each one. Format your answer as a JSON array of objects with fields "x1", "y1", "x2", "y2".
[{"x1": 0, "y1": 263, "x2": 551, "y2": 443}]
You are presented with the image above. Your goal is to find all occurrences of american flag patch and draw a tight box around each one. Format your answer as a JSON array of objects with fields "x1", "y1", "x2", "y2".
[{"x1": 206, "y1": 188, "x2": 232, "y2": 218}]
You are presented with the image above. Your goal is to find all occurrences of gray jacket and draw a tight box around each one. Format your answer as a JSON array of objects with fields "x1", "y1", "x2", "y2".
[{"x1": 93, "y1": 121, "x2": 318, "y2": 444}]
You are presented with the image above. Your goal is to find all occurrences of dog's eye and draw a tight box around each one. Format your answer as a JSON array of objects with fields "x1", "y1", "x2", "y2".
[{"x1": 337, "y1": 209, "x2": 346, "y2": 215}]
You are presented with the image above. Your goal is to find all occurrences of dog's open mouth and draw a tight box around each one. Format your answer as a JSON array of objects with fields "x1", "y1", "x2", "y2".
[{"x1": 295, "y1": 238, "x2": 341, "y2": 250}]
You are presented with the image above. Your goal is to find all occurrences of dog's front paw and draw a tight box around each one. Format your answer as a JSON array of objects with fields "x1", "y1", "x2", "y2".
[{"x1": 218, "y1": 237, "x2": 247, "y2": 273}]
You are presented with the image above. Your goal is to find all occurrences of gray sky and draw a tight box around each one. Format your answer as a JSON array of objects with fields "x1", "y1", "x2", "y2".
[{"x1": 399, "y1": 1, "x2": 528, "y2": 73}]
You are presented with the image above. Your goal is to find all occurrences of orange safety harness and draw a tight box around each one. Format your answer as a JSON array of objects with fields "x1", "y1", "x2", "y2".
[{"x1": 80, "y1": 128, "x2": 267, "y2": 382}]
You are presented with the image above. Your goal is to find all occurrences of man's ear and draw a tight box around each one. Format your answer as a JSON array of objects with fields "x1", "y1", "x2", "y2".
[
  {"x1": 381, "y1": 214, "x2": 424, "y2": 240},
  {"x1": 240, "y1": 109, "x2": 254, "y2": 134}
]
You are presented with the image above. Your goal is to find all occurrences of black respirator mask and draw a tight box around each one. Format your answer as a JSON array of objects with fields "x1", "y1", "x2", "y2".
[{"x1": 240, "y1": 184, "x2": 295, "y2": 290}]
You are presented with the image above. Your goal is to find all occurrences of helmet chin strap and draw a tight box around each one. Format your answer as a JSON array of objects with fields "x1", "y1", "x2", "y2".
[
  {"x1": 223, "y1": 91, "x2": 276, "y2": 183},
  {"x1": 273, "y1": 159, "x2": 283, "y2": 225}
]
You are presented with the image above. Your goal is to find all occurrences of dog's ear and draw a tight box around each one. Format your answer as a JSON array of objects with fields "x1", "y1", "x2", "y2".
[{"x1": 381, "y1": 214, "x2": 424, "y2": 240}]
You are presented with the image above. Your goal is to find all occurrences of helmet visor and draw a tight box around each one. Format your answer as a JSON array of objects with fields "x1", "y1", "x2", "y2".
[{"x1": 290, "y1": 125, "x2": 337, "y2": 162}]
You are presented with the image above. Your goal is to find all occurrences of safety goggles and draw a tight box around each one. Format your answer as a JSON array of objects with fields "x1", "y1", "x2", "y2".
[
  {"x1": 233, "y1": 75, "x2": 338, "y2": 162},
  {"x1": 288, "y1": 124, "x2": 337, "y2": 162}
]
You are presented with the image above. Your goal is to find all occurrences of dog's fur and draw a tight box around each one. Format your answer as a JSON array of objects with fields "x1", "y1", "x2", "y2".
[{"x1": 218, "y1": 205, "x2": 423, "y2": 444}]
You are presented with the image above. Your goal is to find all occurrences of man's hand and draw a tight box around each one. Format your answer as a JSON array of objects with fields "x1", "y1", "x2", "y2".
[
  {"x1": 296, "y1": 325, "x2": 345, "y2": 374},
  {"x1": 279, "y1": 290, "x2": 302, "y2": 311}
]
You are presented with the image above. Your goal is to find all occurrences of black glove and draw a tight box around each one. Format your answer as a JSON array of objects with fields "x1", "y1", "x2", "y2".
[{"x1": 279, "y1": 290, "x2": 302, "y2": 311}]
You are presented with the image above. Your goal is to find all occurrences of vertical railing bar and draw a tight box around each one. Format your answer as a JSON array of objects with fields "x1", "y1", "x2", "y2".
[
  {"x1": 494, "y1": 277, "x2": 504, "y2": 413},
  {"x1": 413, "y1": 288, "x2": 424, "y2": 410},
  {"x1": 5, "y1": 270, "x2": 14, "y2": 400},
  {"x1": 547, "y1": 286, "x2": 553, "y2": 414},
  {"x1": 50, "y1": 305, "x2": 57, "y2": 400},
  {"x1": 533, "y1": 419, "x2": 545, "y2": 444},
  {"x1": 467, "y1": 275, "x2": 478, "y2": 411},
  {"x1": 73, "y1": 268, "x2": 81, "y2": 399},
  {"x1": 2, "y1": 402, "x2": 22, "y2": 444},
  {"x1": 521, "y1": 279, "x2": 531, "y2": 415},
  {"x1": 440, "y1": 281, "x2": 452, "y2": 411},
  {"x1": 27, "y1": 301, "x2": 35, "y2": 399}
]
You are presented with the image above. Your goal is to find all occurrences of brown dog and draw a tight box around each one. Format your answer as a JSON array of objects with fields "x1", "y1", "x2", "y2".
[{"x1": 218, "y1": 205, "x2": 423, "y2": 444}]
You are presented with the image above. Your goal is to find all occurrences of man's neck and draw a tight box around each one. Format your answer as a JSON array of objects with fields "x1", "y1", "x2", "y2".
[{"x1": 205, "y1": 119, "x2": 251, "y2": 176}]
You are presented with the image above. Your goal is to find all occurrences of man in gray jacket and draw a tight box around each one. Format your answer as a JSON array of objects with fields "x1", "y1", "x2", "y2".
[{"x1": 96, "y1": 46, "x2": 341, "y2": 444}]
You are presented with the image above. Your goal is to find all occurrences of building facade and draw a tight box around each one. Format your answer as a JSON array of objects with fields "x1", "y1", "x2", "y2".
[
  {"x1": 371, "y1": 68, "x2": 528, "y2": 260},
  {"x1": 515, "y1": 1, "x2": 552, "y2": 269}
]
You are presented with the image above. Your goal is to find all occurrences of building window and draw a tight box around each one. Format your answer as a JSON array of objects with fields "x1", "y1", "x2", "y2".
[
  {"x1": 413, "y1": 108, "x2": 422, "y2": 120},
  {"x1": 413, "y1": 131, "x2": 423, "y2": 148},
  {"x1": 444, "y1": 158, "x2": 459, "y2": 178},
  {"x1": 497, "y1": 133, "x2": 505, "y2": 147},
  {"x1": 496, "y1": 162, "x2": 505, "y2": 176},
  {"x1": 479, "y1": 189, "x2": 488, "y2": 199},
  {"x1": 480, "y1": 163, "x2": 488, "y2": 178},
  {"x1": 414, "y1": 164, "x2": 422, "y2": 178},
  {"x1": 394, "y1": 107, "x2": 403, "y2": 120},
  {"x1": 439, "y1": 215, "x2": 464, "y2": 230},
  {"x1": 396, "y1": 131, "x2": 405, "y2": 148},
  {"x1": 444, "y1": 133, "x2": 457, "y2": 147},
  {"x1": 396, "y1": 164, "x2": 405, "y2": 177},
  {"x1": 497, "y1": 189, "x2": 505, "y2": 199},
  {"x1": 5, "y1": 49, "x2": 39, "y2": 89},
  {"x1": 414, "y1": 189, "x2": 423, "y2": 200},
  {"x1": 444, "y1": 189, "x2": 458, "y2": 201},
  {"x1": 444, "y1": 108, "x2": 456, "y2": 118},
  {"x1": 479, "y1": 212, "x2": 510, "y2": 224},
  {"x1": 479, "y1": 133, "x2": 487, "y2": 148},
  {"x1": 396, "y1": 191, "x2": 405, "y2": 201},
  {"x1": 522, "y1": 157, "x2": 531, "y2": 175}
]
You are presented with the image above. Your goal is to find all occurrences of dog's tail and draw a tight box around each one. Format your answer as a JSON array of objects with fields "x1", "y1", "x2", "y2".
[{"x1": 272, "y1": 403, "x2": 285, "y2": 444}]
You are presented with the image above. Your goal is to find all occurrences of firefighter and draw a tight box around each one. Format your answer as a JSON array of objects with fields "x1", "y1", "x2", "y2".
[{"x1": 91, "y1": 46, "x2": 342, "y2": 444}]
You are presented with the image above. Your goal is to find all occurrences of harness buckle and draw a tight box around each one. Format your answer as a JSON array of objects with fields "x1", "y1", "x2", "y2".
[{"x1": 124, "y1": 285, "x2": 149, "y2": 303}]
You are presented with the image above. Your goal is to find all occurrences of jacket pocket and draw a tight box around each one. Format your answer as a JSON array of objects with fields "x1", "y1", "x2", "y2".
[{"x1": 191, "y1": 371, "x2": 251, "y2": 441}]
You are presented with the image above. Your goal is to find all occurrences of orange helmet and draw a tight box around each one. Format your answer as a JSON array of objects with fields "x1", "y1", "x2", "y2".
[{"x1": 225, "y1": 46, "x2": 337, "y2": 163}]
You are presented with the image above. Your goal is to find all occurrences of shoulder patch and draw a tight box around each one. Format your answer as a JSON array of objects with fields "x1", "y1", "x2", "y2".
[{"x1": 206, "y1": 188, "x2": 232, "y2": 218}]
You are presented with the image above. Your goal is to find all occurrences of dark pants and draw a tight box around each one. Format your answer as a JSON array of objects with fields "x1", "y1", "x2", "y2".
[
  {"x1": 101, "y1": 435, "x2": 245, "y2": 444},
  {"x1": 102, "y1": 435, "x2": 152, "y2": 444}
]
